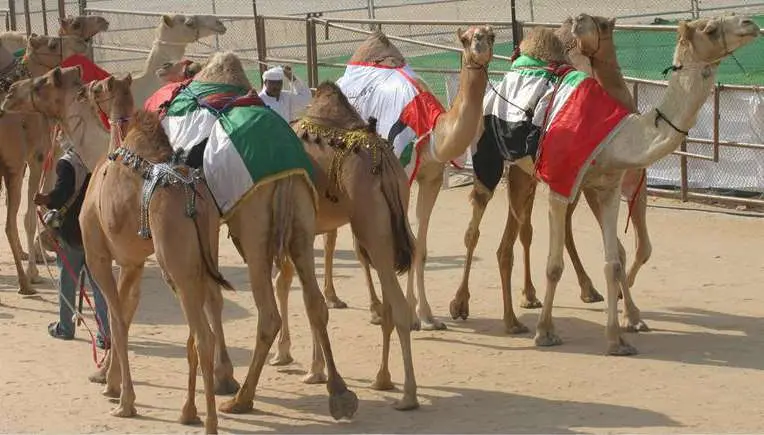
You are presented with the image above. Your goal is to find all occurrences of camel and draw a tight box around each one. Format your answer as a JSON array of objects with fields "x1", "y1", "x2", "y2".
[
  {"x1": 2, "y1": 67, "x2": 236, "y2": 433},
  {"x1": 269, "y1": 81, "x2": 419, "y2": 409},
  {"x1": 130, "y1": 14, "x2": 226, "y2": 107},
  {"x1": 0, "y1": 15, "x2": 109, "y2": 53},
  {"x1": 0, "y1": 34, "x2": 90, "y2": 296},
  {"x1": 448, "y1": 17, "x2": 651, "y2": 333},
  {"x1": 145, "y1": 51, "x2": 358, "y2": 420},
  {"x1": 522, "y1": 14, "x2": 758, "y2": 354},
  {"x1": 321, "y1": 26, "x2": 495, "y2": 331}
]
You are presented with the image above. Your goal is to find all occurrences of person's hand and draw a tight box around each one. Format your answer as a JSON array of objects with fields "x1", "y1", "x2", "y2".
[
  {"x1": 33, "y1": 193, "x2": 50, "y2": 206},
  {"x1": 283, "y1": 65, "x2": 294, "y2": 81}
]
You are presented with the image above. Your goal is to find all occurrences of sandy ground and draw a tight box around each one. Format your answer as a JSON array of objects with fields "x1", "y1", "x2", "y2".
[{"x1": 1, "y1": 179, "x2": 763, "y2": 434}]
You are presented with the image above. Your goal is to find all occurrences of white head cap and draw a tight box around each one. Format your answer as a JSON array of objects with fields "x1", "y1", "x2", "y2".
[{"x1": 262, "y1": 66, "x2": 284, "y2": 81}]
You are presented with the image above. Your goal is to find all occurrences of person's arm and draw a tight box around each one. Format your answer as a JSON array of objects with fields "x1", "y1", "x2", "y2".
[{"x1": 45, "y1": 160, "x2": 75, "y2": 209}]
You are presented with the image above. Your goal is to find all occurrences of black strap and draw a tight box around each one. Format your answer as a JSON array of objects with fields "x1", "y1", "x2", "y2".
[{"x1": 654, "y1": 109, "x2": 689, "y2": 135}]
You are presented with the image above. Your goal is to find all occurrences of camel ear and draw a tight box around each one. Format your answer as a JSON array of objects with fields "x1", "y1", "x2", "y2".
[
  {"x1": 456, "y1": 28, "x2": 468, "y2": 45},
  {"x1": 59, "y1": 16, "x2": 71, "y2": 27},
  {"x1": 608, "y1": 17, "x2": 616, "y2": 27},
  {"x1": 105, "y1": 75, "x2": 115, "y2": 91},
  {"x1": 162, "y1": 14, "x2": 175, "y2": 28},
  {"x1": 51, "y1": 67, "x2": 63, "y2": 87},
  {"x1": 678, "y1": 20, "x2": 695, "y2": 43}
]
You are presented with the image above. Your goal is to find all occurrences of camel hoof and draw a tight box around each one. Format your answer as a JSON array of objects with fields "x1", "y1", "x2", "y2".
[
  {"x1": 369, "y1": 312, "x2": 383, "y2": 325},
  {"x1": 393, "y1": 395, "x2": 420, "y2": 411},
  {"x1": 88, "y1": 369, "x2": 107, "y2": 385},
  {"x1": 448, "y1": 298, "x2": 470, "y2": 320},
  {"x1": 219, "y1": 398, "x2": 253, "y2": 414},
  {"x1": 179, "y1": 406, "x2": 202, "y2": 426},
  {"x1": 302, "y1": 372, "x2": 328, "y2": 385},
  {"x1": 580, "y1": 289, "x2": 605, "y2": 304},
  {"x1": 326, "y1": 298, "x2": 348, "y2": 309},
  {"x1": 505, "y1": 322, "x2": 529, "y2": 335},
  {"x1": 329, "y1": 389, "x2": 358, "y2": 421},
  {"x1": 519, "y1": 297, "x2": 542, "y2": 309},
  {"x1": 534, "y1": 330, "x2": 563, "y2": 347},
  {"x1": 269, "y1": 353, "x2": 294, "y2": 366},
  {"x1": 419, "y1": 318, "x2": 447, "y2": 331},
  {"x1": 607, "y1": 340, "x2": 638, "y2": 356},
  {"x1": 371, "y1": 377, "x2": 394, "y2": 391},
  {"x1": 410, "y1": 318, "x2": 421, "y2": 331},
  {"x1": 622, "y1": 319, "x2": 650, "y2": 333},
  {"x1": 110, "y1": 404, "x2": 137, "y2": 418},
  {"x1": 17, "y1": 286, "x2": 37, "y2": 296},
  {"x1": 102, "y1": 386, "x2": 121, "y2": 398},
  {"x1": 29, "y1": 274, "x2": 44, "y2": 285},
  {"x1": 214, "y1": 376, "x2": 240, "y2": 395}
]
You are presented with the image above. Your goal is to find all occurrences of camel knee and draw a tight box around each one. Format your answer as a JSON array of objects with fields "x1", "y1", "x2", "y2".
[
  {"x1": 258, "y1": 312, "x2": 282, "y2": 344},
  {"x1": 520, "y1": 222, "x2": 533, "y2": 247},
  {"x1": 469, "y1": 186, "x2": 492, "y2": 209},
  {"x1": 604, "y1": 261, "x2": 624, "y2": 281},
  {"x1": 546, "y1": 262, "x2": 564, "y2": 283},
  {"x1": 496, "y1": 244, "x2": 513, "y2": 267},
  {"x1": 464, "y1": 226, "x2": 480, "y2": 250}
]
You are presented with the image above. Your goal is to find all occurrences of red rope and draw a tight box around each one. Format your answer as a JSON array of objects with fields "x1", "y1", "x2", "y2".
[{"x1": 624, "y1": 170, "x2": 646, "y2": 234}]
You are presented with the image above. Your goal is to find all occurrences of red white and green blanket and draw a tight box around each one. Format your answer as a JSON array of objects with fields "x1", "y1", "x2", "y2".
[
  {"x1": 149, "y1": 80, "x2": 316, "y2": 218},
  {"x1": 478, "y1": 54, "x2": 631, "y2": 202},
  {"x1": 336, "y1": 63, "x2": 445, "y2": 184}
]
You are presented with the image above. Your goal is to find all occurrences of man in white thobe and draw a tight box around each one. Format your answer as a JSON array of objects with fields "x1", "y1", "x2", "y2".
[{"x1": 258, "y1": 65, "x2": 311, "y2": 122}]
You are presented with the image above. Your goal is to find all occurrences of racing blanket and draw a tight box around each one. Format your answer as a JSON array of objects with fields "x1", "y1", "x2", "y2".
[
  {"x1": 477, "y1": 55, "x2": 631, "y2": 202},
  {"x1": 336, "y1": 62, "x2": 445, "y2": 184},
  {"x1": 153, "y1": 80, "x2": 315, "y2": 218}
]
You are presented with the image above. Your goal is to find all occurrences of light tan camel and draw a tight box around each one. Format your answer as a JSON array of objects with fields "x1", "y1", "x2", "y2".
[
  {"x1": 155, "y1": 52, "x2": 358, "y2": 420},
  {"x1": 0, "y1": 15, "x2": 109, "y2": 53},
  {"x1": 2, "y1": 67, "x2": 235, "y2": 433},
  {"x1": 131, "y1": 14, "x2": 226, "y2": 106},
  {"x1": 449, "y1": 18, "x2": 647, "y2": 332},
  {"x1": 270, "y1": 81, "x2": 419, "y2": 409},
  {"x1": 0, "y1": 34, "x2": 90, "y2": 296},
  {"x1": 321, "y1": 26, "x2": 495, "y2": 331},
  {"x1": 528, "y1": 15, "x2": 759, "y2": 354}
]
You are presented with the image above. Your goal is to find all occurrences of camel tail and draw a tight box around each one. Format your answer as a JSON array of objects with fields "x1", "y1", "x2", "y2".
[
  {"x1": 380, "y1": 150, "x2": 415, "y2": 275},
  {"x1": 270, "y1": 177, "x2": 295, "y2": 269},
  {"x1": 192, "y1": 186, "x2": 234, "y2": 291}
]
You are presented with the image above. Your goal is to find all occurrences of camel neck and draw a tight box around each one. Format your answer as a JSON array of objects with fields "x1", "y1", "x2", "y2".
[
  {"x1": 590, "y1": 49, "x2": 638, "y2": 113},
  {"x1": 62, "y1": 99, "x2": 109, "y2": 171},
  {"x1": 430, "y1": 64, "x2": 488, "y2": 163},
  {"x1": 142, "y1": 40, "x2": 187, "y2": 81}
]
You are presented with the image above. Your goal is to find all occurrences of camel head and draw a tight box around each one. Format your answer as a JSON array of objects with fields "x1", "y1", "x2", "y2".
[
  {"x1": 519, "y1": 26, "x2": 567, "y2": 64},
  {"x1": 81, "y1": 74, "x2": 135, "y2": 121},
  {"x1": 1, "y1": 66, "x2": 82, "y2": 118},
  {"x1": 25, "y1": 35, "x2": 88, "y2": 76},
  {"x1": 571, "y1": 14, "x2": 617, "y2": 59},
  {"x1": 456, "y1": 25, "x2": 495, "y2": 67},
  {"x1": 156, "y1": 59, "x2": 203, "y2": 82},
  {"x1": 158, "y1": 14, "x2": 227, "y2": 43},
  {"x1": 194, "y1": 51, "x2": 251, "y2": 89},
  {"x1": 58, "y1": 15, "x2": 110, "y2": 40},
  {"x1": 673, "y1": 14, "x2": 759, "y2": 67}
]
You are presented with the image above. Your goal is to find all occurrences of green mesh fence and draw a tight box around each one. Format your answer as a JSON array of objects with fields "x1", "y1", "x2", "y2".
[{"x1": 248, "y1": 15, "x2": 764, "y2": 104}]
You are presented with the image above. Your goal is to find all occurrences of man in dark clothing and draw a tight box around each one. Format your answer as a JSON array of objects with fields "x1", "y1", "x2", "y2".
[{"x1": 33, "y1": 145, "x2": 110, "y2": 349}]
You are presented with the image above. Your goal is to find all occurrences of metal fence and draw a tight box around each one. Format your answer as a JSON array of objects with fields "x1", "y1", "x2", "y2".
[{"x1": 6, "y1": 0, "x2": 764, "y2": 208}]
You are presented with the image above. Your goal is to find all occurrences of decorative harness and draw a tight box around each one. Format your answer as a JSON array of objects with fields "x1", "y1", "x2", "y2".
[
  {"x1": 294, "y1": 117, "x2": 388, "y2": 195},
  {"x1": 0, "y1": 56, "x2": 30, "y2": 93}
]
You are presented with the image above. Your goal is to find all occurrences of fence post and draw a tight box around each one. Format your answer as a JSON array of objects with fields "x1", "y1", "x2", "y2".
[
  {"x1": 211, "y1": 0, "x2": 220, "y2": 51},
  {"x1": 78, "y1": 0, "x2": 85, "y2": 16},
  {"x1": 41, "y1": 0, "x2": 48, "y2": 35},
  {"x1": 255, "y1": 16, "x2": 267, "y2": 87},
  {"x1": 510, "y1": 0, "x2": 521, "y2": 48},
  {"x1": 679, "y1": 139, "x2": 688, "y2": 202},
  {"x1": 8, "y1": 0, "x2": 16, "y2": 30},
  {"x1": 367, "y1": 0, "x2": 376, "y2": 31},
  {"x1": 528, "y1": 0, "x2": 534, "y2": 21},
  {"x1": 305, "y1": 13, "x2": 320, "y2": 89},
  {"x1": 22, "y1": 0, "x2": 30, "y2": 35},
  {"x1": 57, "y1": 0, "x2": 65, "y2": 20}
]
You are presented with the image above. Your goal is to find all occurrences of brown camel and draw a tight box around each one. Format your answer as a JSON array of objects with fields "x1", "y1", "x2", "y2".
[
  {"x1": 270, "y1": 81, "x2": 419, "y2": 409},
  {"x1": 155, "y1": 58, "x2": 204, "y2": 82},
  {"x1": 322, "y1": 26, "x2": 495, "y2": 331},
  {"x1": 152, "y1": 51, "x2": 358, "y2": 420},
  {"x1": 522, "y1": 15, "x2": 757, "y2": 354},
  {"x1": 0, "y1": 15, "x2": 109, "y2": 52},
  {"x1": 449, "y1": 18, "x2": 648, "y2": 332},
  {"x1": 0, "y1": 34, "x2": 90, "y2": 297},
  {"x1": 2, "y1": 67, "x2": 235, "y2": 433}
]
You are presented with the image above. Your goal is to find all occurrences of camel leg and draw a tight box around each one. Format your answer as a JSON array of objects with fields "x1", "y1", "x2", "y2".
[
  {"x1": 534, "y1": 197, "x2": 568, "y2": 347},
  {"x1": 516, "y1": 172, "x2": 541, "y2": 308},
  {"x1": 180, "y1": 334, "x2": 202, "y2": 426},
  {"x1": 564, "y1": 190, "x2": 604, "y2": 304},
  {"x1": 354, "y1": 237, "x2": 383, "y2": 325},
  {"x1": 497, "y1": 166, "x2": 533, "y2": 333},
  {"x1": 449, "y1": 181, "x2": 492, "y2": 321},
  {"x1": 22, "y1": 160, "x2": 43, "y2": 282},
  {"x1": 408, "y1": 170, "x2": 446, "y2": 331},
  {"x1": 322, "y1": 230, "x2": 347, "y2": 308},
  {"x1": 271, "y1": 259, "x2": 295, "y2": 366},
  {"x1": 220, "y1": 193, "x2": 281, "y2": 415},
  {"x1": 352, "y1": 216, "x2": 418, "y2": 410},
  {"x1": 625, "y1": 173, "x2": 652, "y2": 289},
  {"x1": 204, "y1": 282, "x2": 240, "y2": 395},
  {"x1": 595, "y1": 187, "x2": 641, "y2": 355},
  {"x1": 5, "y1": 172, "x2": 35, "y2": 295}
]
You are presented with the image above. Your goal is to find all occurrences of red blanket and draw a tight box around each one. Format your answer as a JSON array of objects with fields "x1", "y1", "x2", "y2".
[{"x1": 60, "y1": 54, "x2": 111, "y2": 130}]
